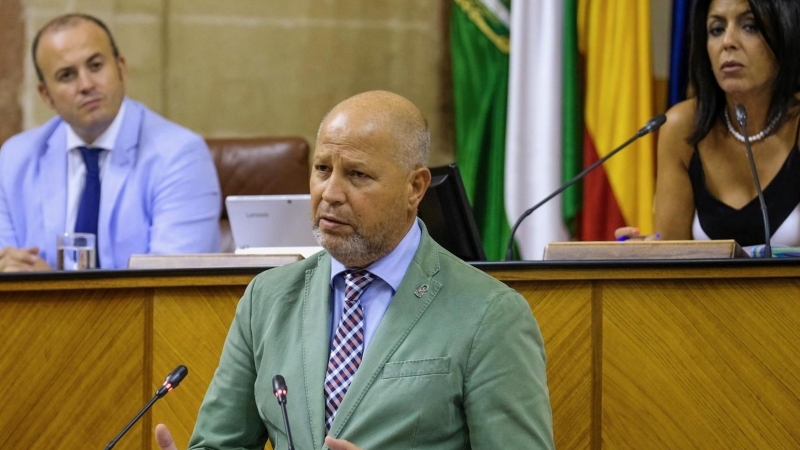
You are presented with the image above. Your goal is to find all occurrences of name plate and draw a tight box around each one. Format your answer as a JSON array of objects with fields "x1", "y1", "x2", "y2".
[
  {"x1": 127, "y1": 253, "x2": 302, "y2": 269},
  {"x1": 543, "y1": 240, "x2": 747, "y2": 260}
]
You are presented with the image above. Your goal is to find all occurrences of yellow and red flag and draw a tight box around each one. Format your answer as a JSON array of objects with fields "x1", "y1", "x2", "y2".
[{"x1": 578, "y1": 0, "x2": 656, "y2": 240}]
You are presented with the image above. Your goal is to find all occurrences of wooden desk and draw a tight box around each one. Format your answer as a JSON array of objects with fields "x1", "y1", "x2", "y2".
[{"x1": 2, "y1": 260, "x2": 799, "y2": 450}]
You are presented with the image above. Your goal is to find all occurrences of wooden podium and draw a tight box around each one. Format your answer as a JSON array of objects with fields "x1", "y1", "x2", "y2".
[{"x1": 1, "y1": 259, "x2": 799, "y2": 450}]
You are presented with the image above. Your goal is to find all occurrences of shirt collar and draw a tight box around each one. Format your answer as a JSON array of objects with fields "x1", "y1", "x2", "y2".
[
  {"x1": 65, "y1": 100, "x2": 127, "y2": 152},
  {"x1": 330, "y1": 219, "x2": 422, "y2": 292}
]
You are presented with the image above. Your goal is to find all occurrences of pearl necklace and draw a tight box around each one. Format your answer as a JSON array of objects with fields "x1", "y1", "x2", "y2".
[{"x1": 724, "y1": 108, "x2": 781, "y2": 144}]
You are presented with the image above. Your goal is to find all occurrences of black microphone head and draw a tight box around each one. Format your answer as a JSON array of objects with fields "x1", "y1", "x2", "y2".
[
  {"x1": 273, "y1": 375, "x2": 288, "y2": 404},
  {"x1": 155, "y1": 365, "x2": 189, "y2": 398},
  {"x1": 273, "y1": 375, "x2": 287, "y2": 393},
  {"x1": 166, "y1": 365, "x2": 189, "y2": 387},
  {"x1": 735, "y1": 104, "x2": 748, "y2": 128},
  {"x1": 639, "y1": 114, "x2": 667, "y2": 135}
]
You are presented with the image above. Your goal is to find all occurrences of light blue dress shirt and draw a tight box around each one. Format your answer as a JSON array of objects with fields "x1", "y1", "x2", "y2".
[{"x1": 328, "y1": 219, "x2": 422, "y2": 354}]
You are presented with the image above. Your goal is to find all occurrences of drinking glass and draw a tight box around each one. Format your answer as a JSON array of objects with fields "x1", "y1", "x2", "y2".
[{"x1": 57, "y1": 232, "x2": 97, "y2": 270}]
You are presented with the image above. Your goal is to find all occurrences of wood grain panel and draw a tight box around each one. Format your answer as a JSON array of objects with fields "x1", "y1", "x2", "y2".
[
  {"x1": 601, "y1": 279, "x2": 800, "y2": 449},
  {"x1": 2, "y1": 264, "x2": 799, "y2": 449},
  {"x1": 151, "y1": 286, "x2": 246, "y2": 448},
  {"x1": 0, "y1": 289, "x2": 146, "y2": 450},
  {"x1": 508, "y1": 280, "x2": 593, "y2": 450}
]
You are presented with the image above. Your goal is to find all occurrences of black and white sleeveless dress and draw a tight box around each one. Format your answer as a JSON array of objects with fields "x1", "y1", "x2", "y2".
[{"x1": 688, "y1": 117, "x2": 800, "y2": 247}]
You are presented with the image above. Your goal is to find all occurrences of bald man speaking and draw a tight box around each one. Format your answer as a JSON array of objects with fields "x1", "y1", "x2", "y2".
[{"x1": 156, "y1": 91, "x2": 554, "y2": 450}]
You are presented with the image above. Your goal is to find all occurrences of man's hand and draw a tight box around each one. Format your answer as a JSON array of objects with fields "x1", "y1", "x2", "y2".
[
  {"x1": 0, "y1": 247, "x2": 52, "y2": 272},
  {"x1": 325, "y1": 436, "x2": 363, "y2": 450},
  {"x1": 155, "y1": 424, "x2": 179, "y2": 450}
]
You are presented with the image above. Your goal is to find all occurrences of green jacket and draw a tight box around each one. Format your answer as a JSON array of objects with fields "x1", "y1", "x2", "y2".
[{"x1": 189, "y1": 224, "x2": 554, "y2": 449}]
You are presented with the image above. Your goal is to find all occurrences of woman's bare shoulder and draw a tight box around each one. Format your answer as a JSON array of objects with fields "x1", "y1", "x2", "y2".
[
  {"x1": 658, "y1": 99, "x2": 698, "y2": 164},
  {"x1": 662, "y1": 99, "x2": 697, "y2": 134}
]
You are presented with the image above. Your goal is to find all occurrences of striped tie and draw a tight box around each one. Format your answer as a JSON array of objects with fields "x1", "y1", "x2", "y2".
[{"x1": 324, "y1": 269, "x2": 376, "y2": 430}]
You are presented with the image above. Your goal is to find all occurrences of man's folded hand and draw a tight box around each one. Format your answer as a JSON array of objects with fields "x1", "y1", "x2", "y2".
[{"x1": 0, "y1": 247, "x2": 52, "y2": 272}]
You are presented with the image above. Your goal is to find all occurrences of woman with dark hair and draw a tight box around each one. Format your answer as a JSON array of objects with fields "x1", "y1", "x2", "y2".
[{"x1": 617, "y1": 0, "x2": 800, "y2": 250}]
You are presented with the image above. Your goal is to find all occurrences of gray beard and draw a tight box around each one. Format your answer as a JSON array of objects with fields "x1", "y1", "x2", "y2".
[{"x1": 312, "y1": 224, "x2": 394, "y2": 268}]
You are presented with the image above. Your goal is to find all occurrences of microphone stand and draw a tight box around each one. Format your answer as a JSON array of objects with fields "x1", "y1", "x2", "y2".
[
  {"x1": 505, "y1": 114, "x2": 667, "y2": 261},
  {"x1": 105, "y1": 397, "x2": 159, "y2": 450},
  {"x1": 105, "y1": 365, "x2": 189, "y2": 450},
  {"x1": 734, "y1": 105, "x2": 772, "y2": 258},
  {"x1": 273, "y1": 375, "x2": 296, "y2": 450}
]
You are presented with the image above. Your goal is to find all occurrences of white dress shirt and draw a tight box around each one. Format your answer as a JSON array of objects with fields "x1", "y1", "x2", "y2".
[{"x1": 328, "y1": 220, "x2": 422, "y2": 354}]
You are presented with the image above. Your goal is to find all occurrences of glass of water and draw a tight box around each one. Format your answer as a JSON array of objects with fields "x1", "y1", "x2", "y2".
[{"x1": 57, "y1": 232, "x2": 97, "y2": 270}]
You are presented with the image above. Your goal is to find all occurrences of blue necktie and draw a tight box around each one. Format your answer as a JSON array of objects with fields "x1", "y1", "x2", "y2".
[{"x1": 75, "y1": 146, "x2": 102, "y2": 238}]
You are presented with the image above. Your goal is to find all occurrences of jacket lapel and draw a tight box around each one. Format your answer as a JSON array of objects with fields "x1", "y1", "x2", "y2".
[
  {"x1": 301, "y1": 252, "x2": 334, "y2": 449},
  {"x1": 98, "y1": 99, "x2": 138, "y2": 266},
  {"x1": 328, "y1": 225, "x2": 443, "y2": 436},
  {"x1": 39, "y1": 124, "x2": 67, "y2": 260}
]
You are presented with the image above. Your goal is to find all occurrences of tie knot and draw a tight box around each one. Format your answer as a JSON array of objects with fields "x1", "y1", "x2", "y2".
[
  {"x1": 78, "y1": 147, "x2": 102, "y2": 174},
  {"x1": 343, "y1": 269, "x2": 375, "y2": 304}
]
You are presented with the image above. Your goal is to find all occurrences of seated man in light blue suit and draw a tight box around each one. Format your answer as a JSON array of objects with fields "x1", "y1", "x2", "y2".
[
  {"x1": 154, "y1": 91, "x2": 554, "y2": 450},
  {"x1": 0, "y1": 14, "x2": 220, "y2": 271}
]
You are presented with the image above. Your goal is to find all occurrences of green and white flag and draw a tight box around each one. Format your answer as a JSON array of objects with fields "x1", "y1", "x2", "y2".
[
  {"x1": 451, "y1": 0, "x2": 511, "y2": 261},
  {"x1": 506, "y1": 1, "x2": 583, "y2": 259},
  {"x1": 452, "y1": 0, "x2": 582, "y2": 260}
]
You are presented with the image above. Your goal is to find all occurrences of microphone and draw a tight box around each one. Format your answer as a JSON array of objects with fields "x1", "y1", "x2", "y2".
[
  {"x1": 734, "y1": 104, "x2": 772, "y2": 258},
  {"x1": 272, "y1": 375, "x2": 296, "y2": 450},
  {"x1": 105, "y1": 365, "x2": 189, "y2": 450},
  {"x1": 504, "y1": 114, "x2": 668, "y2": 260}
]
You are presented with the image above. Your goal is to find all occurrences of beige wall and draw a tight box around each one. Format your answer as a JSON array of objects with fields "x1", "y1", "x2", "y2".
[{"x1": 19, "y1": 0, "x2": 454, "y2": 165}]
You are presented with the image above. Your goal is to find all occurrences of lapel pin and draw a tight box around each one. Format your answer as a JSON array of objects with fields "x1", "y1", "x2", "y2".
[{"x1": 414, "y1": 284, "x2": 429, "y2": 298}]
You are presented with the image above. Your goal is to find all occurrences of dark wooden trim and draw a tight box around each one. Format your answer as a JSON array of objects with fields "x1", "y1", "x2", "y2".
[{"x1": 591, "y1": 283, "x2": 603, "y2": 450}]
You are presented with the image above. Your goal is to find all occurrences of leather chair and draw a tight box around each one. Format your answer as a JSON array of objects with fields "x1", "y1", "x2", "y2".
[{"x1": 207, "y1": 137, "x2": 310, "y2": 252}]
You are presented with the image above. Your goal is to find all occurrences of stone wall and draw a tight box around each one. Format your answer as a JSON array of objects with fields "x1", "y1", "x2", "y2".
[
  {"x1": 8, "y1": 0, "x2": 454, "y2": 164},
  {"x1": 1, "y1": 1, "x2": 674, "y2": 162},
  {"x1": 0, "y1": 0, "x2": 24, "y2": 145}
]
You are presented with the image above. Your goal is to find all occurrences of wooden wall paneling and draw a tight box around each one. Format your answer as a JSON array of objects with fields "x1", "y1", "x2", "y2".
[
  {"x1": 151, "y1": 285, "x2": 247, "y2": 449},
  {"x1": 0, "y1": 289, "x2": 148, "y2": 450},
  {"x1": 2, "y1": 263, "x2": 799, "y2": 449},
  {"x1": 601, "y1": 279, "x2": 800, "y2": 449},
  {"x1": 508, "y1": 280, "x2": 594, "y2": 450},
  {"x1": 591, "y1": 283, "x2": 603, "y2": 450}
]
